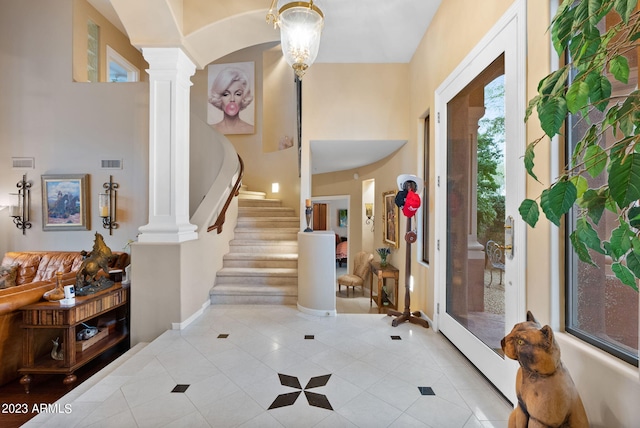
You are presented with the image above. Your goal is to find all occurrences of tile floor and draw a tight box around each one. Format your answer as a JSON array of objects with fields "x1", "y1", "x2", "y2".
[{"x1": 23, "y1": 301, "x2": 513, "y2": 427}]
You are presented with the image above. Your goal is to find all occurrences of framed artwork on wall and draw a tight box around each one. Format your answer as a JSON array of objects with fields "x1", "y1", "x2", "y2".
[
  {"x1": 207, "y1": 61, "x2": 255, "y2": 135},
  {"x1": 41, "y1": 174, "x2": 89, "y2": 231},
  {"x1": 383, "y1": 190, "x2": 399, "y2": 248},
  {"x1": 338, "y1": 209, "x2": 348, "y2": 227}
]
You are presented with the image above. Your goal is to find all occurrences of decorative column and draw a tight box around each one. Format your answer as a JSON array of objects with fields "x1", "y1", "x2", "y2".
[{"x1": 138, "y1": 48, "x2": 197, "y2": 243}]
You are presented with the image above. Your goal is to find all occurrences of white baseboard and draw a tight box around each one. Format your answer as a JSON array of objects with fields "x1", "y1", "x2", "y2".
[
  {"x1": 172, "y1": 300, "x2": 211, "y2": 330},
  {"x1": 297, "y1": 303, "x2": 336, "y2": 317}
]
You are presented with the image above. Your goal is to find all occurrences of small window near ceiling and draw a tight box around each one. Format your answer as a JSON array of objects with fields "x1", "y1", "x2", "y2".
[
  {"x1": 87, "y1": 20, "x2": 99, "y2": 83},
  {"x1": 106, "y1": 46, "x2": 139, "y2": 82},
  {"x1": 422, "y1": 115, "x2": 430, "y2": 265}
]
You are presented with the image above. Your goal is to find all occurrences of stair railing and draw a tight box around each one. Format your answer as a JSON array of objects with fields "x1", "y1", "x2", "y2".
[{"x1": 207, "y1": 154, "x2": 244, "y2": 234}]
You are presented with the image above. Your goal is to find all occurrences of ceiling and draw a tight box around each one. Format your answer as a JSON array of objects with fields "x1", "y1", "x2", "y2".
[{"x1": 89, "y1": 0, "x2": 441, "y2": 174}]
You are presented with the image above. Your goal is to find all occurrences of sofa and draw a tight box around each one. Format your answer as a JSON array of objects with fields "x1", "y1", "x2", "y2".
[{"x1": 0, "y1": 251, "x2": 129, "y2": 386}]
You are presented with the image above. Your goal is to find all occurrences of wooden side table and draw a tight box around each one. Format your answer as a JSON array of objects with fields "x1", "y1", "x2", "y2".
[
  {"x1": 18, "y1": 283, "x2": 129, "y2": 393},
  {"x1": 369, "y1": 261, "x2": 399, "y2": 313}
]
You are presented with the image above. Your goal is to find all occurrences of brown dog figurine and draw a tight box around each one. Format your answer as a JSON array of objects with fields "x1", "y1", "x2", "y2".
[{"x1": 501, "y1": 311, "x2": 589, "y2": 427}]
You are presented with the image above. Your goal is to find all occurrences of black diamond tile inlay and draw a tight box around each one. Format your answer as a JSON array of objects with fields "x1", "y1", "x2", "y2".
[
  {"x1": 268, "y1": 391, "x2": 301, "y2": 409},
  {"x1": 171, "y1": 384, "x2": 190, "y2": 393},
  {"x1": 418, "y1": 386, "x2": 435, "y2": 396},
  {"x1": 391, "y1": 335, "x2": 402, "y2": 340},
  {"x1": 305, "y1": 391, "x2": 334, "y2": 410},
  {"x1": 305, "y1": 335, "x2": 314, "y2": 340},
  {"x1": 305, "y1": 374, "x2": 331, "y2": 389},
  {"x1": 269, "y1": 373, "x2": 333, "y2": 411},
  {"x1": 217, "y1": 334, "x2": 229, "y2": 339},
  {"x1": 279, "y1": 373, "x2": 302, "y2": 389}
]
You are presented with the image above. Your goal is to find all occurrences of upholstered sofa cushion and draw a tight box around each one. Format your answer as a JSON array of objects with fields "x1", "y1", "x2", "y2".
[
  {"x1": 0, "y1": 264, "x2": 19, "y2": 289},
  {"x1": 1, "y1": 252, "x2": 85, "y2": 285}
]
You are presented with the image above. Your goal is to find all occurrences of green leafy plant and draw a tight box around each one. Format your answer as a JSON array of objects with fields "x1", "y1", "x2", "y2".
[{"x1": 522, "y1": 0, "x2": 640, "y2": 290}]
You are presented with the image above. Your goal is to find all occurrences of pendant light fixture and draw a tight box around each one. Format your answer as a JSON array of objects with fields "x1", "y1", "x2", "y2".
[{"x1": 267, "y1": 0, "x2": 324, "y2": 78}]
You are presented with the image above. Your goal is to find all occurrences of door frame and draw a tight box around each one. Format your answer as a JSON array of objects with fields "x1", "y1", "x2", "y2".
[{"x1": 433, "y1": 0, "x2": 527, "y2": 401}]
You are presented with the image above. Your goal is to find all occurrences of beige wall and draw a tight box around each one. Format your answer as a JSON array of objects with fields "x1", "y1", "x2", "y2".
[
  {"x1": 305, "y1": 63, "x2": 410, "y2": 304},
  {"x1": 195, "y1": 45, "x2": 301, "y2": 214},
  {"x1": 72, "y1": 0, "x2": 148, "y2": 83},
  {"x1": 406, "y1": 0, "x2": 640, "y2": 425},
  {"x1": 0, "y1": 0, "x2": 149, "y2": 257}
]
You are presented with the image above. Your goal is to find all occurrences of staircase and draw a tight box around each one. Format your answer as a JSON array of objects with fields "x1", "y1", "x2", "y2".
[{"x1": 210, "y1": 187, "x2": 299, "y2": 305}]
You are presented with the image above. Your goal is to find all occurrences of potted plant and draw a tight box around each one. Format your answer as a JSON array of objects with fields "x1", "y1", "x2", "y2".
[
  {"x1": 376, "y1": 247, "x2": 391, "y2": 267},
  {"x1": 522, "y1": 0, "x2": 640, "y2": 290}
]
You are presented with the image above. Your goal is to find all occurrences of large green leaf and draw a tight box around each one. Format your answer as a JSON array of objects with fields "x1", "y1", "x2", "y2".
[
  {"x1": 575, "y1": 217, "x2": 604, "y2": 253},
  {"x1": 610, "y1": 220, "x2": 633, "y2": 259},
  {"x1": 609, "y1": 153, "x2": 640, "y2": 208},
  {"x1": 579, "y1": 189, "x2": 606, "y2": 224},
  {"x1": 538, "y1": 97, "x2": 568, "y2": 137},
  {"x1": 538, "y1": 68, "x2": 569, "y2": 96},
  {"x1": 628, "y1": 239, "x2": 640, "y2": 290},
  {"x1": 552, "y1": 1, "x2": 577, "y2": 55},
  {"x1": 570, "y1": 229, "x2": 596, "y2": 265},
  {"x1": 610, "y1": 55, "x2": 630, "y2": 84},
  {"x1": 575, "y1": 0, "x2": 605, "y2": 28},
  {"x1": 584, "y1": 144, "x2": 607, "y2": 177},
  {"x1": 541, "y1": 189, "x2": 562, "y2": 226},
  {"x1": 548, "y1": 180, "x2": 578, "y2": 217},
  {"x1": 614, "y1": 0, "x2": 638, "y2": 23},
  {"x1": 566, "y1": 80, "x2": 590, "y2": 114},
  {"x1": 570, "y1": 175, "x2": 589, "y2": 198},
  {"x1": 612, "y1": 262, "x2": 638, "y2": 289},
  {"x1": 524, "y1": 143, "x2": 538, "y2": 181},
  {"x1": 628, "y1": 206, "x2": 640, "y2": 228},
  {"x1": 519, "y1": 199, "x2": 540, "y2": 227},
  {"x1": 586, "y1": 72, "x2": 612, "y2": 112},
  {"x1": 525, "y1": 95, "x2": 540, "y2": 122}
]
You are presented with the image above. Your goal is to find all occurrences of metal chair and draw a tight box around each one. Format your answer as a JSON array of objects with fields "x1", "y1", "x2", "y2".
[{"x1": 485, "y1": 240, "x2": 505, "y2": 286}]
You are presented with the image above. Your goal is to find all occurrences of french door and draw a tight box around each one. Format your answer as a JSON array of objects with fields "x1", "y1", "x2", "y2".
[{"x1": 434, "y1": 1, "x2": 526, "y2": 401}]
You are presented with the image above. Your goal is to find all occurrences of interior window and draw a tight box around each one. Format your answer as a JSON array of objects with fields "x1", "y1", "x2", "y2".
[
  {"x1": 106, "y1": 46, "x2": 139, "y2": 83},
  {"x1": 87, "y1": 20, "x2": 99, "y2": 83}
]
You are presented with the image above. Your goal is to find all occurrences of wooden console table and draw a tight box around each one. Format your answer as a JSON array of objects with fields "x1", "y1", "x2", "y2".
[
  {"x1": 19, "y1": 283, "x2": 129, "y2": 393},
  {"x1": 369, "y1": 261, "x2": 399, "y2": 313}
]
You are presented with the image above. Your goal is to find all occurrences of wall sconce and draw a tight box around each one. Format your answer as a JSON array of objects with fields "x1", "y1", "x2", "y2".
[
  {"x1": 9, "y1": 174, "x2": 31, "y2": 234},
  {"x1": 99, "y1": 175, "x2": 118, "y2": 235},
  {"x1": 365, "y1": 203, "x2": 374, "y2": 224},
  {"x1": 365, "y1": 202, "x2": 374, "y2": 232}
]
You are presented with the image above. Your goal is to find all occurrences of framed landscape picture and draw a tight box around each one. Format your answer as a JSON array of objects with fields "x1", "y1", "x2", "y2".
[
  {"x1": 383, "y1": 190, "x2": 399, "y2": 248},
  {"x1": 41, "y1": 174, "x2": 89, "y2": 231}
]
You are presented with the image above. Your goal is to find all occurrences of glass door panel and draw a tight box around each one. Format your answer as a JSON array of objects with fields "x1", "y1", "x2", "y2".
[{"x1": 446, "y1": 55, "x2": 506, "y2": 354}]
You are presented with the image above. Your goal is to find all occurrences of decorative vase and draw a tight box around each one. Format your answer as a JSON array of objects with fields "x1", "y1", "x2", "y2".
[
  {"x1": 43, "y1": 272, "x2": 65, "y2": 302},
  {"x1": 380, "y1": 257, "x2": 388, "y2": 267},
  {"x1": 304, "y1": 206, "x2": 313, "y2": 232}
]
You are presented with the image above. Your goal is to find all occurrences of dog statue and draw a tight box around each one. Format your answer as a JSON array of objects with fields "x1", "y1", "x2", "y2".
[{"x1": 501, "y1": 311, "x2": 589, "y2": 427}]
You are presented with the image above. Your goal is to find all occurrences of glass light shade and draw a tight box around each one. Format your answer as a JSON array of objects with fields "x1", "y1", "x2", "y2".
[
  {"x1": 9, "y1": 204, "x2": 20, "y2": 218},
  {"x1": 278, "y1": 2, "x2": 324, "y2": 78},
  {"x1": 365, "y1": 203, "x2": 373, "y2": 219},
  {"x1": 99, "y1": 193, "x2": 110, "y2": 218}
]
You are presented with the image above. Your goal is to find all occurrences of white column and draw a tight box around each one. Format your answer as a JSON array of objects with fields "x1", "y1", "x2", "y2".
[{"x1": 138, "y1": 48, "x2": 198, "y2": 243}]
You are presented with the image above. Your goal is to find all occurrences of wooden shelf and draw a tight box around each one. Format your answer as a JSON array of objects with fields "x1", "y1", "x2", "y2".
[
  {"x1": 21, "y1": 332, "x2": 128, "y2": 374},
  {"x1": 18, "y1": 284, "x2": 129, "y2": 392}
]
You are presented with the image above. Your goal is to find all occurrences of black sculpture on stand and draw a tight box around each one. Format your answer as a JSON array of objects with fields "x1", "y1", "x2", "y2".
[{"x1": 387, "y1": 174, "x2": 429, "y2": 329}]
